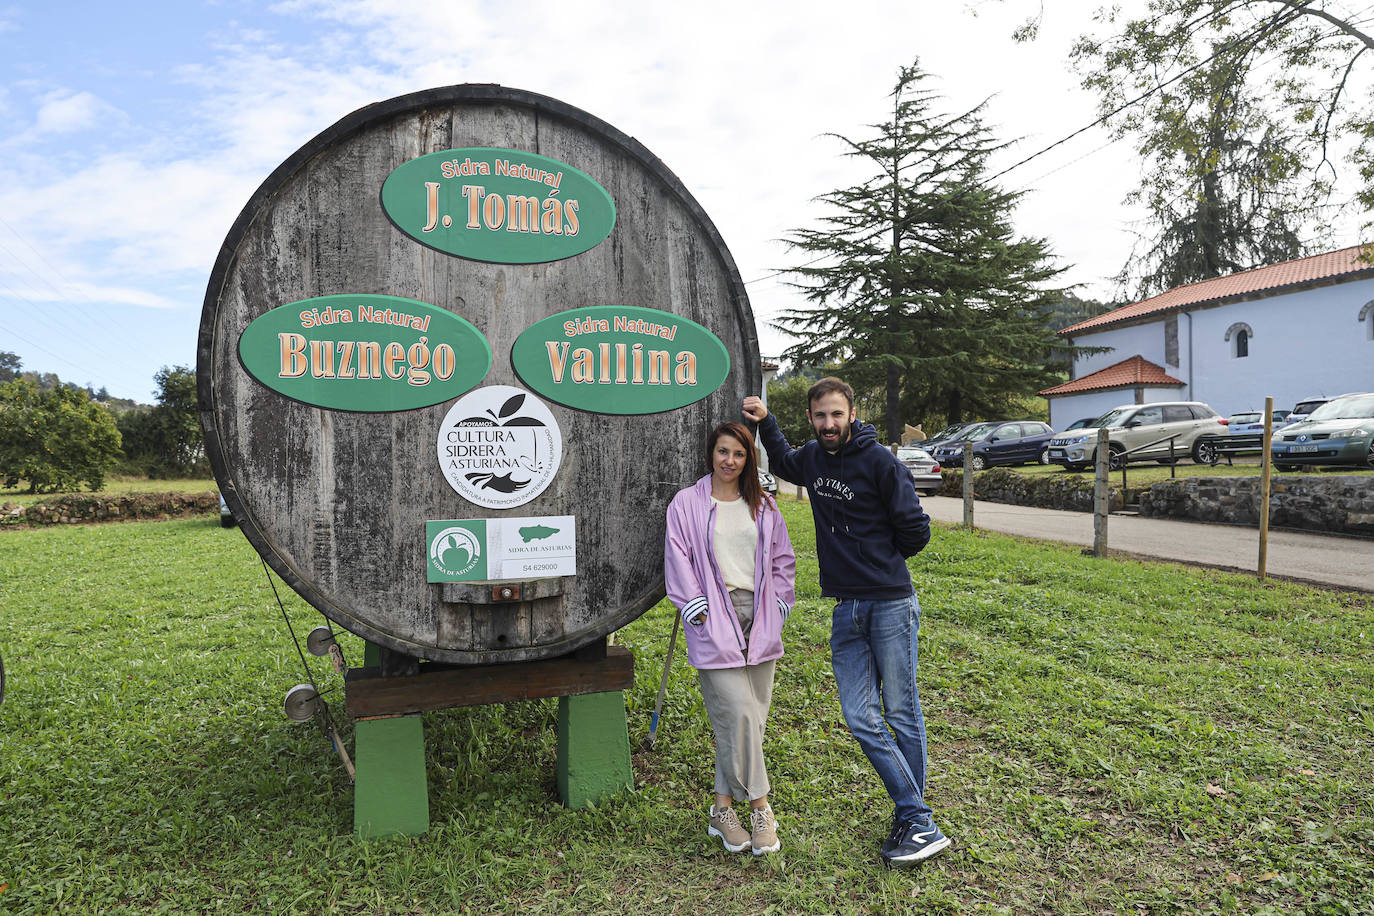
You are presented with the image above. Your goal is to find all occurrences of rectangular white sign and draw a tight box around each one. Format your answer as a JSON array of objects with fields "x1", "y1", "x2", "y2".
[
  {"x1": 488, "y1": 515, "x2": 577, "y2": 579},
  {"x1": 426, "y1": 515, "x2": 576, "y2": 582}
]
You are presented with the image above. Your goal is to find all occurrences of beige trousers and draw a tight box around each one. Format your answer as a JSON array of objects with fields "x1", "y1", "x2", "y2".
[{"x1": 697, "y1": 589, "x2": 776, "y2": 802}]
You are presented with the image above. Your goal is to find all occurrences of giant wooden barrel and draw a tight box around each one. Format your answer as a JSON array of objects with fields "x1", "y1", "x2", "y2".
[{"x1": 198, "y1": 85, "x2": 758, "y2": 664}]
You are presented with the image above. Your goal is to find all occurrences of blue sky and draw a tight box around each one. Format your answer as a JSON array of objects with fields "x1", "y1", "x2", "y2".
[
  {"x1": 1, "y1": 1, "x2": 327, "y2": 397},
  {"x1": 1, "y1": 0, "x2": 1335, "y2": 403}
]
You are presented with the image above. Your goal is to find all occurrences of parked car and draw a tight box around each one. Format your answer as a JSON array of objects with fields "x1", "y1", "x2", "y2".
[
  {"x1": 1063, "y1": 416, "x2": 1099, "y2": 431},
  {"x1": 1046, "y1": 401, "x2": 1226, "y2": 470},
  {"x1": 896, "y1": 446, "x2": 943, "y2": 494},
  {"x1": 914, "y1": 422, "x2": 978, "y2": 450},
  {"x1": 1270, "y1": 392, "x2": 1374, "y2": 470},
  {"x1": 219, "y1": 491, "x2": 236, "y2": 528},
  {"x1": 1283, "y1": 396, "x2": 1332, "y2": 427},
  {"x1": 930, "y1": 420, "x2": 1057, "y2": 470},
  {"x1": 1228, "y1": 409, "x2": 1290, "y2": 436},
  {"x1": 1209, "y1": 408, "x2": 1291, "y2": 458},
  {"x1": 757, "y1": 468, "x2": 778, "y2": 495}
]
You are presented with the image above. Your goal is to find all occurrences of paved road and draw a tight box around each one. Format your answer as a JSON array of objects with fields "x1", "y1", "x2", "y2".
[{"x1": 919, "y1": 495, "x2": 1374, "y2": 593}]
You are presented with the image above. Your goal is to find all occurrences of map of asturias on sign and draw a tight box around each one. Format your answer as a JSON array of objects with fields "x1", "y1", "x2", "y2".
[{"x1": 426, "y1": 516, "x2": 576, "y2": 583}]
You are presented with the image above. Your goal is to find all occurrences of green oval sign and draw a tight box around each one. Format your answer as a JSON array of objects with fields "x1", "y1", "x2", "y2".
[
  {"x1": 380, "y1": 147, "x2": 616, "y2": 264},
  {"x1": 511, "y1": 306, "x2": 730, "y2": 415},
  {"x1": 238, "y1": 294, "x2": 492, "y2": 412}
]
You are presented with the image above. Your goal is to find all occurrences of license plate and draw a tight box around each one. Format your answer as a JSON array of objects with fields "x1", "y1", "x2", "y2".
[
  {"x1": 1049, "y1": 449, "x2": 1064, "y2": 458},
  {"x1": 1291, "y1": 445, "x2": 1319, "y2": 453}
]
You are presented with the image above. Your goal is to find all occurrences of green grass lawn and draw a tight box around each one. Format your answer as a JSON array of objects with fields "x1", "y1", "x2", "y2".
[
  {"x1": 0, "y1": 475, "x2": 218, "y2": 507},
  {"x1": 1, "y1": 505, "x2": 1371, "y2": 914}
]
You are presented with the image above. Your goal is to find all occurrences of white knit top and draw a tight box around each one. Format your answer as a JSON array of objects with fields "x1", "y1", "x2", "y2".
[{"x1": 710, "y1": 495, "x2": 758, "y2": 591}]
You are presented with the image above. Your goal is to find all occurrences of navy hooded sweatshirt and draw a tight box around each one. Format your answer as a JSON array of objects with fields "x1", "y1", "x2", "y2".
[{"x1": 756, "y1": 413, "x2": 931, "y2": 599}]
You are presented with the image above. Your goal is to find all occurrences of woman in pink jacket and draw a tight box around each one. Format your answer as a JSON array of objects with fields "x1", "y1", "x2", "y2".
[{"x1": 664, "y1": 421, "x2": 796, "y2": 856}]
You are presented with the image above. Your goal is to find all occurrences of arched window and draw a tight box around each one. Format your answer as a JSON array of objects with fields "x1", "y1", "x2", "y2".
[
  {"x1": 1224, "y1": 321, "x2": 1253, "y2": 359},
  {"x1": 1361, "y1": 301, "x2": 1374, "y2": 340}
]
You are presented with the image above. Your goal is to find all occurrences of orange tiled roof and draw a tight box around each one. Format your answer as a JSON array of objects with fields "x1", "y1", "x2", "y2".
[
  {"x1": 1061, "y1": 245, "x2": 1374, "y2": 335},
  {"x1": 1039, "y1": 355, "x2": 1185, "y2": 397}
]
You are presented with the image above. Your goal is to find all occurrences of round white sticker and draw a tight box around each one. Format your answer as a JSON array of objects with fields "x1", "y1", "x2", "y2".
[{"x1": 436, "y1": 385, "x2": 563, "y2": 508}]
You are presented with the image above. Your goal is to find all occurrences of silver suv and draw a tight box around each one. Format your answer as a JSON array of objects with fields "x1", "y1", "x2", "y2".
[{"x1": 1046, "y1": 401, "x2": 1226, "y2": 470}]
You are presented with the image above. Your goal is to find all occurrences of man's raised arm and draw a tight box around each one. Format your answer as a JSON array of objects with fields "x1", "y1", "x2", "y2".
[{"x1": 743, "y1": 396, "x2": 804, "y2": 485}]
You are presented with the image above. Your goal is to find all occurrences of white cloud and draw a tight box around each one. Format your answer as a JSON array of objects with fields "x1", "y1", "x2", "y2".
[
  {"x1": 32, "y1": 90, "x2": 116, "y2": 135},
  {"x1": 0, "y1": 272, "x2": 182, "y2": 311},
  {"x1": 0, "y1": 151, "x2": 257, "y2": 276}
]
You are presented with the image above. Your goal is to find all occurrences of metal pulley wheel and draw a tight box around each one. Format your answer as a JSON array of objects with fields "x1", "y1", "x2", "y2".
[
  {"x1": 305, "y1": 626, "x2": 337, "y2": 656},
  {"x1": 283, "y1": 683, "x2": 321, "y2": 722}
]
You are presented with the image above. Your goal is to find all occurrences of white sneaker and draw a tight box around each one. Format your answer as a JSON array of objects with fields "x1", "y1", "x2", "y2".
[
  {"x1": 750, "y1": 804, "x2": 780, "y2": 855},
  {"x1": 708, "y1": 805, "x2": 750, "y2": 853}
]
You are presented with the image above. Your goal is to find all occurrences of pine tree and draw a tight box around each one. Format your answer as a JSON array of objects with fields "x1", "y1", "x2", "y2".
[{"x1": 777, "y1": 61, "x2": 1071, "y2": 441}]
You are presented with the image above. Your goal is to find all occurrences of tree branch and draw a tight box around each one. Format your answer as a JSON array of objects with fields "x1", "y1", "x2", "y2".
[
  {"x1": 1268, "y1": 0, "x2": 1374, "y2": 50},
  {"x1": 1319, "y1": 43, "x2": 1369, "y2": 174}
]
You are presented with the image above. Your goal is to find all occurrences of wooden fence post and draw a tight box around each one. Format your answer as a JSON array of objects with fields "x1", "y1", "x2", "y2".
[
  {"x1": 1258, "y1": 395, "x2": 1274, "y2": 580},
  {"x1": 1093, "y1": 428, "x2": 1110, "y2": 557},
  {"x1": 962, "y1": 440, "x2": 974, "y2": 528}
]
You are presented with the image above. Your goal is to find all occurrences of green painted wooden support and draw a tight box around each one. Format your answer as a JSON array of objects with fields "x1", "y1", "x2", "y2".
[
  {"x1": 350, "y1": 639, "x2": 632, "y2": 828},
  {"x1": 353, "y1": 713, "x2": 429, "y2": 838},
  {"x1": 353, "y1": 641, "x2": 428, "y2": 838},
  {"x1": 556, "y1": 690, "x2": 633, "y2": 809}
]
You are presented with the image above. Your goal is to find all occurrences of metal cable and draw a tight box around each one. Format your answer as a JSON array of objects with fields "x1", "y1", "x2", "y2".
[
  {"x1": 261, "y1": 556, "x2": 319, "y2": 694},
  {"x1": 259, "y1": 557, "x2": 352, "y2": 779}
]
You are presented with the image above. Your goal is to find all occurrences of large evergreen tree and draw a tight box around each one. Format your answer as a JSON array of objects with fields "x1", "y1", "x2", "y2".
[{"x1": 776, "y1": 61, "x2": 1070, "y2": 441}]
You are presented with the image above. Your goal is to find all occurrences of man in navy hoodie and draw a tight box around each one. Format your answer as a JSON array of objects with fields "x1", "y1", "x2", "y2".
[{"x1": 743, "y1": 378, "x2": 950, "y2": 866}]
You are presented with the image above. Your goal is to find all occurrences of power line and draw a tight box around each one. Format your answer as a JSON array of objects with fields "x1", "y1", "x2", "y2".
[
  {"x1": 0, "y1": 321, "x2": 99, "y2": 377},
  {"x1": 1018, "y1": 136, "x2": 1126, "y2": 187},
  {"x1": 0, "y1": 216, "x2": 164, "y2": 362},
  {"x1": 982, "y1": 2, "x2": 1312, "y2": 187},
  {"x1": 0, "y1": 272, "x2": 146, "y2": 374}
]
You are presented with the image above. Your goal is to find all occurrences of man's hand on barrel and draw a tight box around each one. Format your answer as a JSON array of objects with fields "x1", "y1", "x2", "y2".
[{"x1": 742, "y1": 396, "x2": 768, "y2": 422}]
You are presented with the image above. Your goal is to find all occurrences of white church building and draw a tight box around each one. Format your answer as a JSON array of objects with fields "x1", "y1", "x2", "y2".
[{"x1": 1041, "y1": 245, "x2": 1374, "y2": 429}]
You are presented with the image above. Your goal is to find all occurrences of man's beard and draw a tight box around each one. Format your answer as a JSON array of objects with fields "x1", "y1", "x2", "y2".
[{"x1": 817, "y1": 423, "x2": 850, "y2": 454}]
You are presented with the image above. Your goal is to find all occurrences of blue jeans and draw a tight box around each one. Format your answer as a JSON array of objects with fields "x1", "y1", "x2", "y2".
[{"x1": 830, "y1": 593, "x2": 932, "y2": 825}]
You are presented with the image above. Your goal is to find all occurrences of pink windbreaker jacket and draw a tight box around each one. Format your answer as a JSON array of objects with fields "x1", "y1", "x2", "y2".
[{"x1": 664, "y1": 475, "x2": 797, "y2": 669}]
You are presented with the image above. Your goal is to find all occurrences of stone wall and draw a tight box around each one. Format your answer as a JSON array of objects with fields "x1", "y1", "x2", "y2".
[
  {"x1": 931, "y1": 469, "x2": 1373, "y2": 536},
  {"x1": 937, "y1": 467, "x2": 1125, "y2": 512},
  {"x1": 2, "y1": 491, "x2": 218, "y2": 527},
  {"x1": 1138, "y1": 476, "x2": 1374, "y2": 536}
]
